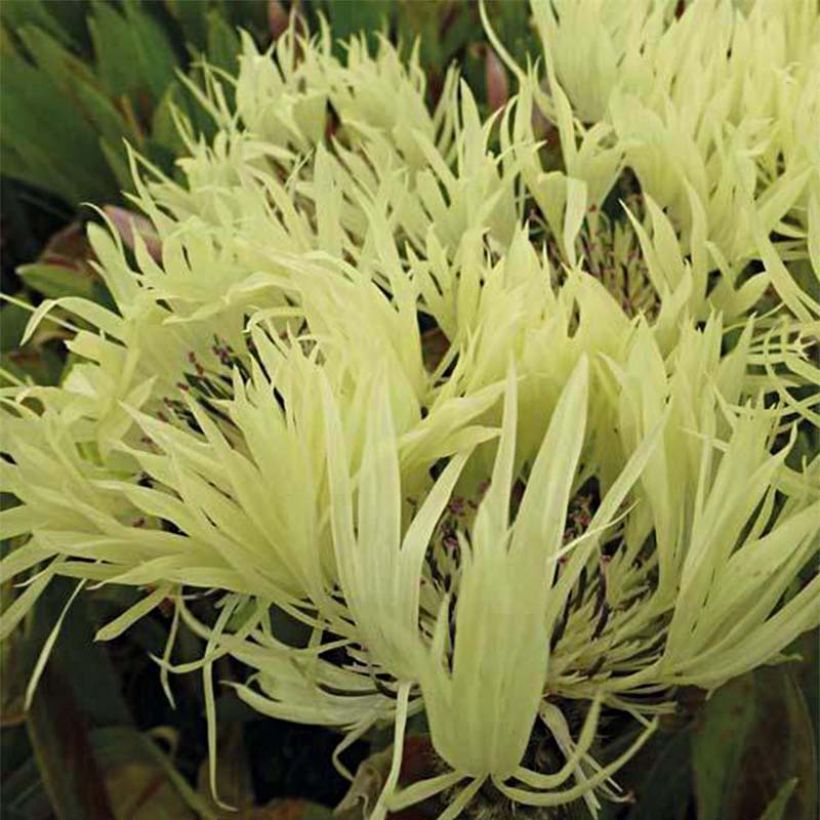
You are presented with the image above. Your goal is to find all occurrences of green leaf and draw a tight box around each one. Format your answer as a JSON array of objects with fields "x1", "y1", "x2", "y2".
[
  {"x1": 74, "y1": 79, "x2": 135, "y2": 150},
  {"x1": 89, "y1": 1, "x2": 178, "y2": 111},
  {"x1": 0, "y1": 348, "x2": 64, "y2": 387},
  {"x1": 195, "y1": 722, "x2": 254, "y2": 813},
  {"x1": 692, "y1": 667, "x2": 817, "y2": 820},
  {"x1": 24, "y1": 580, "x2": 117, "y2": 820},
  {"x1": 253, "y1": 800, "x2": 335, "y2": 820},
  {"x1": 623, "y1": 727, "x2": 693, "y2": 820},
  {"x1": 206, "y1": 8, "x2": 241, "y2": 74},
  {"x1": 222, "y1": 0, "x2": 268, "y2": 39},
  {"x1": 16, "y1": 24, "x2": 136, "y2": 168},
  {"x1": 10, "y1": 578, "x2": 213, "y2": 818},
  {"x1": 0, "y1": 753, "x2": 54, "y2": 820},
  {"x1": 17, "y1": 24, "x2": 96, "y2": 87},
  {"x1": 2, "y1": 726, "x2": 212, "y2": 820},
  {"x1": 150, "y1": 82, "x2": 189, "y2": 155},
  {"x1": 17, "y1": 264, "x2": 95, "y2": 300},
  {"x1": 692, "y1": 674, "x2": 757, "y2": 820},
  {"x1": 87, "y1": 3, "x2": 131, "y2": 96},
  {"x1": 758, "y1": 779, "x2": 799, "y2": 820},
  {"x1": 0, "y1": 0, "x2": 77, "y2": 49},
  {"x1": 789, "y1": 630, "x2": 820, "y2": 740},
  {"x1": 322, "y1": 0, "x2": 391, "y2": 44},
  {"x1": 153, "y1": 74, "x2": 218, "y2": 149},
  {"x1": 121, "y1": 1, "x2": 181, "y2": 101},
  {"x1": 0, "y1": 301, "x2": 30, "y2": 352},
  {"x1": 36, "y1": 0, "x2": 91, "y2": 54},
  {"x1": 100, "y1": 137, "x2": 134, "y2": 193},
  {"x1": 26, "y1": 582, "x2": 133, "y2": 729},
  {"x1": 164, "y1": 0, "x2": 210, "y2": 52},
  {"x1": 91, "y1": 727, "x2": 210, "y2": 819},
  {"x1": 0, "y1": 29, "x2": 118, "y2": 203},
  {"x1": 395, "y1": 0, "x2": 445, "y2": 66}
]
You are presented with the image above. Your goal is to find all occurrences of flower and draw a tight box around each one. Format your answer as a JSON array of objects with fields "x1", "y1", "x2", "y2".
[{"x1": 2, "y1": 4, "x2": 819, "y2": 817}]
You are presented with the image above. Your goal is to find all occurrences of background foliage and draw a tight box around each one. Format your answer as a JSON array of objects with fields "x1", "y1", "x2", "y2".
[{"x1": 0, "y1": 2, "x2": 816, "y2": 818}]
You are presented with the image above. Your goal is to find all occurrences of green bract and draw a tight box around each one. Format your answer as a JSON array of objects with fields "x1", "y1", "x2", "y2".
[{"x1": 2, "y1": 1, "x2": 818, "y2": 817}]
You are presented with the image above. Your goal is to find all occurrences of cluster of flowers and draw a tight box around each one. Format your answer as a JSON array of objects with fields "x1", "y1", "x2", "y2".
[{"x1": 2, "y1": 0, "x2": 818, "y2": 816}]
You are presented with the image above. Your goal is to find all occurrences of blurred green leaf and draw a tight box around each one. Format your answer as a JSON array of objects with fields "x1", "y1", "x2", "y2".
[
  {"x1": 150, "y1": 83, "x2": 188, "y2": 156},
  {"x1": 4, "y1": 723, "x2": 215, "y2": 820},
  {"x1": 16, "y1": 23, "x2": 96, "y2": 86},
  {"x1": 692, "y1": 667, "x2": 817, "y2": 820},
  {"x1": 692, "y1": 674, "x2": 757, "y2": 820},
  {"x1": 27, "y1": 666, "x2": 115, "y2": 820},
  {"x1": 18, "y1": 263, "x2": 95, "y2": 300},
  {"x1": 0, "y1": 27, "x2": 119, "y2": 204},
  {"x1": 0, "y1": 0, "x2": 77, "y2": 48},
  {"x1": 789, "y1": 630, "x2": 819, "y2": 738},
  {"x1": 27, "y1": 583, "x2": 133, "y2": 729},
  {"x1": 222, "y1": 0, "x2": 269, "y2": 41},
  {"x1": 623, "y1": 727, "x2": 692, "y2": 820},
  {"x1": 322, "y1": 0, "x2": 391, "y2": 44},
  {"x1": 100, "y1": 136, "x2": 135, "y2": 191},
  {"x1": 759, "y1": 779, "x2": 799, "y2": 820},
  {"x1": 7, "y1": 576, "x2": 217, "y2": 818},
  {"x1": 0, "y1": 301, "x2": 30, "y2": 352},
  {"x1": 248, "y1": 800, "x2": 334, "y2": 820},
  {"x1": 88, "y1": 0, "x2": 178, "y2": 122},
  {"x1": 25, "y1": 580, "x2": 117, "y2": 820},
  {"x1": 121, "y1": 1, "x2": 181, "y2": 104},
  {"x1": 93, "y1": 726, "x2": 211, "y2": 819},
  {"x1": 206, "y1": 8, "x2": 242, "y2": 75},
  {"x1": 1, "y1": 752, "x2": 54, "y2": 820},
  {"x1": 164, "y1": 0, "x2": 211, "y2": 52},
  {"x1": 195, "y1": 722, "x2": 255, "y2": 813},
  {"x1": 0, "y1": 345, "x2": 65, "y2": 387},
  {"x1": 88, "y1": 1, "x2": 143, "y2": 102},
  {"x1": 395, "y1": 0, "x2": 444, "y2": 67}
]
